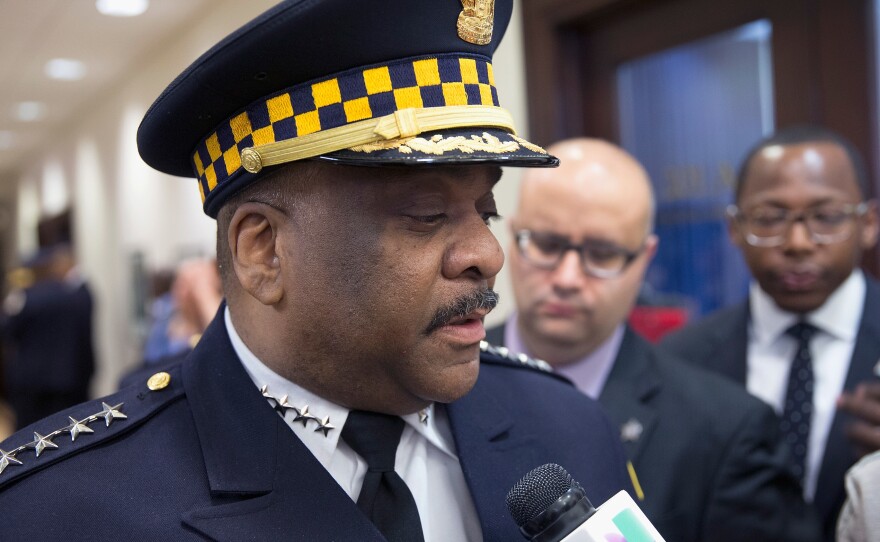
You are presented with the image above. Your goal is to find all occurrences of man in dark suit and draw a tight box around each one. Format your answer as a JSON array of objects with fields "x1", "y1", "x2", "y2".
[
  {"x1": 662, "y1": 126, "x2": 880, "y2": 540},
  {"x1": 2, "y1": 244, "x2": 94, "y2": 428},
  {"x1": 0, "y1": 2, "x2": 633, "y2": 540},
  {"x1": 488, "y1": 138, "x2": 820, "y2": 541}
]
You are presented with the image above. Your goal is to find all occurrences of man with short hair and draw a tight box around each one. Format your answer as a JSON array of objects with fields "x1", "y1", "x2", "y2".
[
  {"x1": 488, "y1": 138, "x2": 821, "y2": 541},
  {"x1": 662, "y1": 126, "x2": 880, "y2": 540},
  {"x1": 0, "y1": 2, "x2": 631, "y2": 540}
]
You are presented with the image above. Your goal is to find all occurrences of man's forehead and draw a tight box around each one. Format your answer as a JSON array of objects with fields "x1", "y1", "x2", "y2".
[{"x1": 744, "y1": 141, "x2": 861, "y2": 198}]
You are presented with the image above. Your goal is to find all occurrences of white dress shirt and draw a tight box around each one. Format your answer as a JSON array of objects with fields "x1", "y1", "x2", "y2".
[
  {"x1": 504, "y1": 313, "x2": 622, "y2": 399},
  {"x1": 225, "y1": 308, "x2": 483, "y2": 541},
  {"x1": 747, "y1": 270, "x2": 864, "y2": 500}
]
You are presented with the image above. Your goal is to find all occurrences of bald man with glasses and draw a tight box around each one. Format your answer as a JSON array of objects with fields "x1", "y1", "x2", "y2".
[
  {"x1": 663, "y1": 126, "x2": 880, "y2": 541},
  {"x1": 486, "y1": 138, "x2": 820, "y2": 542}
]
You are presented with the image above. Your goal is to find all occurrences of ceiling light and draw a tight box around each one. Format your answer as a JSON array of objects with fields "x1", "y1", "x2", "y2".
[
  {"x1": 0, "y1": 131, "x2": 13, "y2": 150},
  {"x1": 45, "y1": 58, "x2": 87, "y2": 81},
  {"x1": 95, "y1": 0, "x2": 149, "y2": 17},
  {"x1": 14, "y1": 102, "x2": 46, "y2": 122}
]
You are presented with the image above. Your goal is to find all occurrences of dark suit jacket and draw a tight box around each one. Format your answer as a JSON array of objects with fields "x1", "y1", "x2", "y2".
[
  {"x1": 661, "y1": 276, "x2": 880, "y2": 541},
  {"x1": 487, "y1": 323, "x2": 821, "y2": 542},
  {"x1": 0, "y1": 310, "x2": 631, "y2": 540},
  {"x1": 2, "y1": 279, "x2": 95, "y2": 427}
]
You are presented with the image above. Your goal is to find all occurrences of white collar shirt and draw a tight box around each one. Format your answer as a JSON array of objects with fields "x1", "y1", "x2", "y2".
[
  {"x1": 224, "y1": 308, "x2": 483, "y2": 541},
  {"x1": 503, "y1": 313, "x2": 622, "y2": 400},
  {"x1": 747, "y1": 270, "x2": 864, "y2": 500}
]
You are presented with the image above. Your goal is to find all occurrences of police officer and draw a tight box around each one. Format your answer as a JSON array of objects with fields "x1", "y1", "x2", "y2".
[{"x1": 0, "y1": 1, "x2": 630, "y2": 540}]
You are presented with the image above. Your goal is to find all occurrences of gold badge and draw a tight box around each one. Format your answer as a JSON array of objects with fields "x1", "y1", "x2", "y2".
[
  {"x1": 458, "y1": 0, "x2": 495, "y2": 45},
  {"x1": 147, "y1": 371, "x2": 171, "y2": 391}
]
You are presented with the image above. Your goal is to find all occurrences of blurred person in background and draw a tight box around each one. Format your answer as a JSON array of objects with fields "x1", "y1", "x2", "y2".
[
  {"x1": 122, "y1": 258, "x2": 222, "y2": 388},
  {"x1": 142, "y1": 259, "x2": 222, "y2": 364},
  {"x1": 661, "y1": 126, "x2": 880, "y2": 540},
  {"x1": 1, "y1": 244, "x2": 94, "y2": 429},
  {"x1": 837, "y1": 449, "x2": 880, "y2": 542},
  {"x1": 487, "y1": 138, "x2": 820, "y2": 542}
]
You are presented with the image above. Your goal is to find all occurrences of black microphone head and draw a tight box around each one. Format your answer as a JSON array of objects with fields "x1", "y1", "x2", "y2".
[{"x1": 506, "y1": 463, "x2": 583, "y2": 528}]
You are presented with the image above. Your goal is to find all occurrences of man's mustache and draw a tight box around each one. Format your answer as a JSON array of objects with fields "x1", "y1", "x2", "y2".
[{"x1": 425, "y1": 288, "x2": 499, "y2": 334}]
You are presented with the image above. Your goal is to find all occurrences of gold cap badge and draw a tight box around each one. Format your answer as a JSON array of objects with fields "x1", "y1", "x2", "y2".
[{"x1": 458, "y1": 0, "x2": 495, "y2": 45}]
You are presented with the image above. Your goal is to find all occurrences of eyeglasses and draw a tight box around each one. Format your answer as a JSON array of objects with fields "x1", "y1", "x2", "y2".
[
  {"x1": 514, "y1": 229, "x2": 645, "y2": 279},
  {"x1": 727, "y1": 202, "x2": 869, "y2": 247}
]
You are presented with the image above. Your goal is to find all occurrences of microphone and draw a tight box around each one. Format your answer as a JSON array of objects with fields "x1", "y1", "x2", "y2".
[{"x1": 506, "y1": 463, "x2": 666, "y2": 542}]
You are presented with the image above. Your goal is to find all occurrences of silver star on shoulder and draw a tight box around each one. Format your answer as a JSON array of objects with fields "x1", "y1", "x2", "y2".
[
  {"x1": 66, "y1": 417, "x2": 94, "y2": 441},
  {"x1": 313, "y1": 416, "x2": 335, "y2": 437},
  {"x1": 31, "y1": 432, "x2": 59, "y2": 457},
  {"x1": 419, "y1": 409, "x2": 429, "y2": 424},
  {"x1": 97, "y1": 402, "x2": 127, "y2": 427},
  {"x1": 292, "y1": 405, "x2": 316, "y2": 427},
  {"x1": 0, "y1": 449, "x2": 22, "y2": 474}
]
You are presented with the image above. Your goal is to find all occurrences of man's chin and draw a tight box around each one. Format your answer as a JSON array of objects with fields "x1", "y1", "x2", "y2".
[
  {"x1": 533, "y1": 322, "x2": 588, "y2": 347},
  {"x1": 423, "y1": 361, "x2": 480, "y2": 404}
]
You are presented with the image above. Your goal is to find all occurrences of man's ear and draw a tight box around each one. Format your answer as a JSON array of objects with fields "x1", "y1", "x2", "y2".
[
  {"x1": 859, "y1": 200, "x2": 880, "y2": 249},
  {"x1": 227, "y1": 202, "x2": 285, "y2": 306},
  {"x1": 643, "y1": 234, "x2": 659, "y2": 263},
  {"x1": 726, "y1": 207, "x2": 746, "y2": 249}
]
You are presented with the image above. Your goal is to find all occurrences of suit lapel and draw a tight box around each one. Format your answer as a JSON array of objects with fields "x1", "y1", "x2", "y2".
[
  {"x1": 446, "y1": 369, "x2": 553, "y2": 542},
  {"x1": 813, "y1": 278, "x2": 880, "y2": 525},
  {"x1": 179, "y1": 312, "x2": 382, "y2": 541},
  {"x1": 707, "y1": 302, "x2": 750, "y2": 384},
  {"x1": 598, "y1": 328, "x2": 661, "y2": 462}
]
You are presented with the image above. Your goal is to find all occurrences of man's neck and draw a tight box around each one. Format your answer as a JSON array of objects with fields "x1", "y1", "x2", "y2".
[{"x1": 515, "y1": 322, "x2": 605, "y2": 368}]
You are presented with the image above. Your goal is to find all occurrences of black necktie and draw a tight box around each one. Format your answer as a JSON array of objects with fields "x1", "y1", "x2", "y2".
[
  {"x1": 780, "y1": 321, "x2": 819, "y2": 483},
  {"x1": 341, "y1": 410, "x2": 425, "y2": 542}
]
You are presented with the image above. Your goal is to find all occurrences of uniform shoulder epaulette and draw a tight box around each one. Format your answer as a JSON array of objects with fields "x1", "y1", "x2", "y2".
[
  {"x1": 479, "y1": 340, "x2": 554, "y2": 373},
  {"x1": 0, "y1": 366, "x2": 185, "y2": 489}
]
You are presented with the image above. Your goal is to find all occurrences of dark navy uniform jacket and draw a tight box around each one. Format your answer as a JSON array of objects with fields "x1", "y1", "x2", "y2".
[{"x1": 0, "y1": 311, "x2": 630, "y2": 540}]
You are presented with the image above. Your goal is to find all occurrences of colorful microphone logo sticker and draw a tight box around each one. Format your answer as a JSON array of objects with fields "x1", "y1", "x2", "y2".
[{"x1": 606, "y1": 508, "x2": 656, "y2": 542}]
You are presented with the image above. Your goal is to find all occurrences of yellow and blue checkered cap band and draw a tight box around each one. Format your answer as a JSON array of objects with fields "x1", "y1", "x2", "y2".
[{"x1": 191, "y1": 54, "x2": 499, "y2": 201}]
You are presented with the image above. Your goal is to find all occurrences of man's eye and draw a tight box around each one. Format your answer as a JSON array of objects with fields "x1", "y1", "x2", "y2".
[
  {"x1": 585, "y1": 246, "x2": 622, "y2": 263},
  {"x1": 750, "y1": 213, "x2": 786, "y2": 227},
  {"x1": 812, "y1": 210, "x2": 847, "y2": 225},
  {"x1": 409, "y1": 214, "x2": 446, "y2": 225},
  {"x1": 532, "y1": 237, "x2": 567, "y2": 255}
]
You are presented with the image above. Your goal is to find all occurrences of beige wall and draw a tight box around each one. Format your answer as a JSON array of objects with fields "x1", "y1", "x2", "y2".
[{"x1": 7, "y1": 1, "x2": 529, "y2": 396}]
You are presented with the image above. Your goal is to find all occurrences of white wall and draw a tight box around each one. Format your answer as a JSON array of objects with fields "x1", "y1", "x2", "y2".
[
  {"x1": 8, "y1": 0, "x2": 530, "y2": 395},
  {"x1": 489, "y1": 1, "x2": 530, "y2": 328}
]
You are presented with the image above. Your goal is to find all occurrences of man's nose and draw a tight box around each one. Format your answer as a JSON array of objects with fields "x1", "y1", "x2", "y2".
[
  {"x1": 551, "y1": 250, "x2": 585, "y2": 290},
  {"x1": 782, "y1": 218, "x2": 817, "y2": 253}
]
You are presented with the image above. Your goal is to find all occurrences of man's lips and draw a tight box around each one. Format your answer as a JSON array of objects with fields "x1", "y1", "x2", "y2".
[
  {"x1": 538, "y1": 302, "x2": 580, "y2": 318},
  {"x1": 778, "y1": 269, "x2": 821, "y2": 291},
  {"x1": 437, "y1": 310, "x2": 488, "y2": 344}
]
